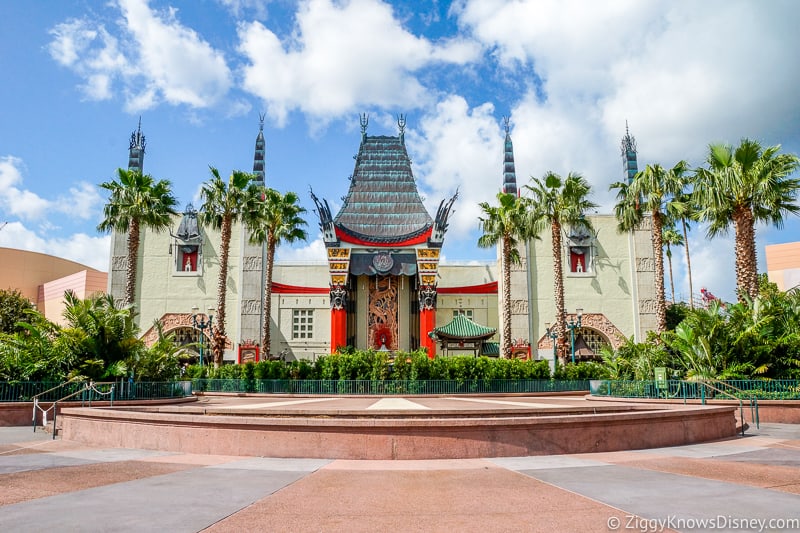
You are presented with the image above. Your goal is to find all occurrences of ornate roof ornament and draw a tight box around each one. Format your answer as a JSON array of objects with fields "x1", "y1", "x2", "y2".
[
  {"x1": 430, "y1": 189, "x2": 459, "y2": 247},
  {"x1": 128, "y1": 117, "x2": 146, "y2": 172},
  {"x1": 360, "y1": 113, "x2": 369, "y2": 142},
  {"x1": 252, "y1": 112, "x2": 266, "y2": 183},
  {"x1": 502, "y1": 116, "x2": 518, "y2": 196},
  {"x1": 620, "y1": 121, "x2": 638, "y2": 183},
  {"x1": 397, "y1": 113, "x2": 406, "y2": 144},
  {"x1": 310, "y1": 188, "x2": 338, "y2": 245}
]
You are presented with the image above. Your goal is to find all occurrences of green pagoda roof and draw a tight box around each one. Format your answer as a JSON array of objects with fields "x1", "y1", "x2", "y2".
[
  {"x1": 431, "y1": 314, "x2": 496, "y2": 340},
  {"x1": 333, "y1": 134, "x2": 433, "y2": 245}
]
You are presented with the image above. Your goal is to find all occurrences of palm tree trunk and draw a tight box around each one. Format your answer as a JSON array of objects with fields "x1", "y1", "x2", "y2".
[
  {"x1": 681, "y1": 218, "x2": 694, "y2": 309},
  {"x1": 261, "y1": 235, "x2": 276, "y2": 354},
  {"x1": 552, "y1": 221, "x2": 567, "y2": 360},
  {"x1": 501, "y1": 235, "x2": 512, "y2": 358},
  {"x1": 733, "y1": 206, "x2": 759, "y2": 301},
  {"x1": 125, "y1": 219, "x2": 140, "y2": 307},
  {"x1": 651, "y1": 212, "x2": 667, "y2": 332},
  {"x1": 214, "y1": 215, "x2": 232, "y2": 367},
  {"x1": 667, "y1": 249, "x2": 675, "y2": 304}
]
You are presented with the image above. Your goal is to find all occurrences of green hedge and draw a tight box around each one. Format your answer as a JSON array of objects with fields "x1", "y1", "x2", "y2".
[{"x1": 186, "y1": 351, "x2": 609, "y2": 382}]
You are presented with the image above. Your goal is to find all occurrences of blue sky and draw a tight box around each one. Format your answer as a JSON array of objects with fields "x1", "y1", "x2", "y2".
[{"x1": 1, "y1": 0, "x2": 799, "y2": 303}]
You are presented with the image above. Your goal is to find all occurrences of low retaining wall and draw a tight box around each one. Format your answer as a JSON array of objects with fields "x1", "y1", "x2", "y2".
[
  {"x1": 587, "y1": 396, "x2": 800, "y2": 424},
  {"x1": 0, "y1": 397, "x2": 197, "y2": 427},
  {"x1": 60, "y1": 404, "x2": 737, "y2": 460}
]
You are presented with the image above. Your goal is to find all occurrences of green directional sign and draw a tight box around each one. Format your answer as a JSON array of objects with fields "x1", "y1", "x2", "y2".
[{"x1": 654, "y1": 367, "x2": 667, "y2": 386}]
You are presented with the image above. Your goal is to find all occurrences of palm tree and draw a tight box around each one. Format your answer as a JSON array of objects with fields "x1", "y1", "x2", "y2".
[
  {"x1": 97, "y1": 169, "x2": 178, "y2": 306},
  {"x1": 662, "y1": 224, "x2": 684, "y2": 304},
  {"x1": 611, "y1": 161, "x2": 688, "y2": 332},
  {"x1": 694, "y1": 139, "x2": 800, "y2": 301},
  {"x1": 667, "y1": 175, "x2": 698, "y2": 309},
  {"x1": 199, "y1": 168, "x2": 262, "y2": 367},
  {"x1": 478, "y1": 192, "x2": 533, "y2": 358},
  {"x1": 525, "y1": 171, "x2": 597, "y2": 358},
  {"x1": 247, "y1": 188, "x2": 308, "y2": 355}
]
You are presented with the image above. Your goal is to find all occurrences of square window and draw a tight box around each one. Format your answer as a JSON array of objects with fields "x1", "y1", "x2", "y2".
[{"x1": 292, "y1": 310, "x2": 313, "y2": 339}]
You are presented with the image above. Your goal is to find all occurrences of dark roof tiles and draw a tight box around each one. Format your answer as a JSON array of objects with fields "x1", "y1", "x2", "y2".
[{"x1": 334, "y1": 135, "x2": 432, "y2": 243}]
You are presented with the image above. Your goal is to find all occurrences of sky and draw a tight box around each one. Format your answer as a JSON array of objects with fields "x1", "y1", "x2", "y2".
[{"x1": 1, "y1": 0, "x2": 799, "y2": 303}]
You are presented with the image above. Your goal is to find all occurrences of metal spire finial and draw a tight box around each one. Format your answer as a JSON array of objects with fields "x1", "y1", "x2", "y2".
[
  {"x1": 503, "y1": 116, "x2": 510, "y2": 135},
  {"x1": 258, "y1": 112, "x2": 265, "y2": 131}
]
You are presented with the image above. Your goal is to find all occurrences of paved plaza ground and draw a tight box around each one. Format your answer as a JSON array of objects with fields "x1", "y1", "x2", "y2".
[{"x1": 0, "y1": 396, "x2": 798, "y2": 532}]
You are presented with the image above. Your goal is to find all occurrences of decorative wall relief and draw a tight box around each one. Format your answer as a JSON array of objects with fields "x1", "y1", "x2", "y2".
[
  {"x1": 368, "y1": 276, "x2": 398, "y2": 350},
  {"x1": 111, "y1": 256, "x2": 128, "y2": 270},
  {"x1": 510, "y1": 299, "x2": 528, "y2": 314},
  {"x1": 639, "y1": 299, "x2": 658, "y2": 314},
  {"x1": 141, "y1": 313, "x2": 233, "y2": 349},
  {"x1": 536, "y1": 313, "x2": 625, "y2": 350},
  {"x1": 636, "y1": 257, "x2": 655, "y2": 272},
  {"x1": 242, "y1": 256, "x2": 262, "y2": 271},
  {"x1": 241, "y1": 300, "x2": 262, "y2": 315}
]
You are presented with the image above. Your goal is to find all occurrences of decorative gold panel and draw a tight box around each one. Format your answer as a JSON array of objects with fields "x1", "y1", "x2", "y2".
[
  {"x1": 368, "y1": 276, "x2": 398, "y2": 351},
  {"x1": 416, "y1": 249, "x2": 440, "y2": 259},
  {"x1": 328, "y1": 248, "x2": 350, "y2": 259}
]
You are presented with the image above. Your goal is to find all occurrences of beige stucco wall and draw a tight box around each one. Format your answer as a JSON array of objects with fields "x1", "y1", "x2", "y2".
[
  {"x1": 121, "y1": 218, "x2": 245, "y2": 362},
  {"x1": 766, "y1": 242, "x2": 800, "y2": 291},
  {"x1": 506, "y1": 214, "x2": 656, "y2": 361},
  {"x1": 41, "y1": 270, "x2": 108, "y2": 324},
  {"x1": 437, "y1": 263, "x2": 499, "y2": 341},
  {"x1": 0, "y1": 247, "x2": 107, "y2": 325}
]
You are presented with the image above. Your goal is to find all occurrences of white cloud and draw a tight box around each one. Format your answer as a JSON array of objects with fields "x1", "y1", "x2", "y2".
[
  {"x1": 0, "y1": 157, "x2": 52, "y2": 221},
  {"x1": 275, "y1": 236, "x2": 327, "y2": 262},
  {"x1": 216, "y1": 0, "x2": 270, "y2": 19},
  {"x1": 237, "y1": 0, "x2": 480, "y2": 125},
  {"x1": 57, "y1": 183, "x2": 104, "y2": 220},
  {"x1": 48, "y1": 0, "x2": 233, "y2": 111},
  {"x1": 409, "y1": 95, "x2": 500, "y2": 243},
  {"x1": 0, "y1": 222, "x2": 110, "y2": 272},
  {"x1": 118, "y1": 0, "x2": 232, "y2": 108},
  {"x1": 449, "y1": 0, "x2": 800, "y2": 300}
]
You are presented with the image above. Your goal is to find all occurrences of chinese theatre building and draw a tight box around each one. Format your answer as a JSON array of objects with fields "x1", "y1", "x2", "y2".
[
  {"x1": 311, "y1": 115, "x2": 458, "y2": 356},
  {"x1": 110, "y1": 115, "x2": 654, "y2": 365}
]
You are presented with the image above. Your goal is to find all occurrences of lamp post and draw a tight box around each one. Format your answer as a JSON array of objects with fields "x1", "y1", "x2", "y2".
[
  {"x1": 566, "y1": 308, "x2": 583, "y2": 365},
  {"x1": 544, "y1": 322, "x2": 559, "y2": 373},
  {"x1": 191, "y1": 306, "x2": 215, "y2": 368}
]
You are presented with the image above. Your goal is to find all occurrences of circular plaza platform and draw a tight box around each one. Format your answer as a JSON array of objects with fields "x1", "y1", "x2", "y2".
[{"x1": 57, "y1": 393, "x2": 739, "y2": 460}]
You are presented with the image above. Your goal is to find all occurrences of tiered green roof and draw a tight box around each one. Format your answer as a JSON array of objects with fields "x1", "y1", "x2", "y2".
[
  {"x1": 333, "y1": 134, "x2": 433, "y2": 244},
  {"x1": 431, "y1": 314, "x2": 496, "y2": 340}
]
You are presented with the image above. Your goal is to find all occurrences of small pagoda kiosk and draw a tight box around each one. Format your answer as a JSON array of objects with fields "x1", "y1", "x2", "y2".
[
  {"x1": 430, "y1": 314, "x2": 497, "y2": 357},
  {"x1": 312, "y1": 115, "x2": 457, "y2": 357}
]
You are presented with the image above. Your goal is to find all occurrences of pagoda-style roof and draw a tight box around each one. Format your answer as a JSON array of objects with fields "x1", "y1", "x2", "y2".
[
  {"x1": 431, "y1": 314, "x2": 496, "y2": 341},
  {"x1": 333, "y1": 134, "x2": 433, "y2": 246}
]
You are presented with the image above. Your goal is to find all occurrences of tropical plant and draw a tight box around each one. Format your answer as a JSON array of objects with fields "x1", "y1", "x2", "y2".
[
  {"x1": 0, "y1": 310, "x2": 66, "y2": 381},
  {"x1": 0, "y1": 288, "x2": 34, "y2": 334},
  {"x1": 525, "y1": 171, "x2": 597, "y2": 358},
  {"x1": 246, "y1": 188, "x2": 308, "y2": 355},
  {"x1": 478, "y1": 192, "x2": 533, "y2": 357},
  {"x1": 662, "y1": 224, "x2": 684, "y2": 304},
  {"x1": 97, "y1": 168, "x2": 178, "y2": 306},
  {"x1": 611, "y1": 161, "x2": 689, "y2": 332},
  {"x1": 59, "y1": 291, "x2": 142, "y2": 379},
  {"x1": 131, "y1": 320, "x2": 182, "y2": 381},
  {"x1": 694, "y1": 139, "x2": 800, "y2": 301},
  {"x1": 199, "y1": 167, "x2": 262, "y2": 367}
]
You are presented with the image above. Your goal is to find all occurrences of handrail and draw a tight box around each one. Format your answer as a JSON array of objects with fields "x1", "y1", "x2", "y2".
[
  {"x1": 703, "y1": 378, "x2": 759, "y2": 430},
  {"x1": 33, "y1": 380, "x2": 115, "y2": 440},
  {"x1": 698, "y1": 380, "x2": 749, "y2": 436},
  {"x1": 31, "y1": 376, "x2": 83, "y2": 401}
]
